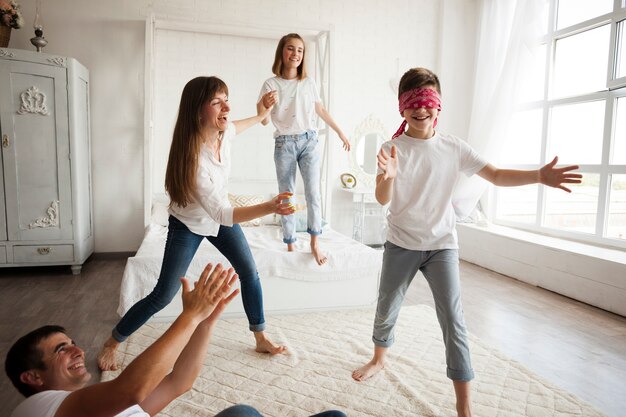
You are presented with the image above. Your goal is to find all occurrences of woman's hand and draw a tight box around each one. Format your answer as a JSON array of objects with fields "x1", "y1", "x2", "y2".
[
  {"x1": 261, "y1": 90, "x2": 278, "y2": 110},
  {"x1": 270, "y1": 191, "x2": 296, "y2": 216}
]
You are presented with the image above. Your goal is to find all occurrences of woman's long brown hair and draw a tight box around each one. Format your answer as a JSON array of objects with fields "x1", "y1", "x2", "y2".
[{"x1": 165, "y1": 76, "x2": 228, "y2": 207}]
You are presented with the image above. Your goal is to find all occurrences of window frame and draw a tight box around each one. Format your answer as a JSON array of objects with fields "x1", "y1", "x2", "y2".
[{"x1": 490, "y1": 0, "x2": 626, "y2": 250}]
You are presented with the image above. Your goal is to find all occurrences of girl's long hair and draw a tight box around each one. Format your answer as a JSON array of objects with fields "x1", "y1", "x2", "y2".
[
  {"x1": 165, "y1": 76, "x2": 228, "y2": 207},
  {"x1": 272, "y1": 33, "x2": 307, "y2": 79}
]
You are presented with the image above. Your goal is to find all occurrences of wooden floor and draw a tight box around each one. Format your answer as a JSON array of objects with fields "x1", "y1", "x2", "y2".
[{"x1": 0, "y1": 255, "x2": 624, "y2": 417}]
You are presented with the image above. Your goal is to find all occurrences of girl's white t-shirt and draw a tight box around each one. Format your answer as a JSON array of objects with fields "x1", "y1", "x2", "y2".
[
  {"x1": 378, "y1": 132, "x2": 487, "y2": 251},
  {"x1": 168, "y1": 123, "x2": 236, "y2": 236},
  {"x1": 259, "y1": 76, "x2": 321, "y2": 137}
]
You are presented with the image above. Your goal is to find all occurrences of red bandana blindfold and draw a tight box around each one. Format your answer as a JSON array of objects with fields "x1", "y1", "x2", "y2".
[{"x1": 392, "y1": 88, "x2": 442, "y2": 139}]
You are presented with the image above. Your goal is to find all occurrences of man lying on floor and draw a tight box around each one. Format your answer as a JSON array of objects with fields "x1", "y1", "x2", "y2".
[{"x1": 5, "y1": 263, "x2": 346, "y2": 417}]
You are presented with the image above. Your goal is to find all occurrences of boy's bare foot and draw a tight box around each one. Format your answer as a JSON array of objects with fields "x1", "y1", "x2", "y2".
[
  {"x1": 352, "y1": 358, "x2": 384, "y2": 381},
  {"x1": 311, "y1": 243, "x2": 327, "y2": 265},
  {"x1": 456, "y1": 405, "x2": 473, "y2": 417},
  {"x1": 97, "y1": 338, "x2": 120, "y2": 371},
  {"x1": 254, "y1": 332, "x2": 287, "y2": 355}
]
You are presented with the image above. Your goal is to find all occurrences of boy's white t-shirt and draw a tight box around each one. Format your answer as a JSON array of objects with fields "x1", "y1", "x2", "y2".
[
  {"x1": 259, "y1": 76, "x2": 321, "y2": 137},
  {"x1": 10, "y1": 390, "x2": 149, "y2": 417},
  {"x1": 168, "y1": 122, "x2": 236, "y2": 236},
  {"x1": 378, "y1": 132, "x2": 487, "y2": 251}
]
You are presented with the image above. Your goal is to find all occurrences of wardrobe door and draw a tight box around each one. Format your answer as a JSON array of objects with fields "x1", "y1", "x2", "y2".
[{"x1": 0, "y1": 61, "x2": 73, "y2": 242}]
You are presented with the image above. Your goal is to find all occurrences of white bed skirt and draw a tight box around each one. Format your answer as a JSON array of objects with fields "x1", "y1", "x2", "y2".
[{"x1": 118, "y1": 224, "x2": 383, "y2": 321}]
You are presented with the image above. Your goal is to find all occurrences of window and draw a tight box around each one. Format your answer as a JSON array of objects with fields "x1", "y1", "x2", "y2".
[{"x1": 493, "y1": 1, "x2": 626, "y2": 248}]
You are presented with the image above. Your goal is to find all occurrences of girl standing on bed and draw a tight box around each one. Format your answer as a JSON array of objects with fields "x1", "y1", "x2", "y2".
[
  {"x1": 257, "y1": 33, "x2": 350, "y2": 266},
  {"x1": 98, "y1": 76, "x2": 294, "y2": 371}
]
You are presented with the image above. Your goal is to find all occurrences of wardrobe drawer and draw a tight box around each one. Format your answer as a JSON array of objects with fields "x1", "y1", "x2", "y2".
[{"x1": 13, "y1": 245, "x2": 74, "y2": 263}]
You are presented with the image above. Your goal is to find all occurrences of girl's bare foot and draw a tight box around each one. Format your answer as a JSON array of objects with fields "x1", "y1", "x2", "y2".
[
  {"x1": 254, "y1": 332, "x2": 287, "y2": 355},
  {"x1": 352, "y1": 358, "x2": 384, "y2": 381},
  {"x1": 287, "y1": 243, "x2": 295, "y2": 252},
  {"x1": 310, "y1": 235, "x2": 327, "y2": 265},
  {"x1": 97, "y1": 337, "x2": 120, "y2": 371},
  {"x1": 311, "y1": 244, "x2": 327, "y2": 265}
]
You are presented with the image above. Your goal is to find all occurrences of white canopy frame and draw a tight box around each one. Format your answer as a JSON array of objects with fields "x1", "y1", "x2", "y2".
[{"x1": 143, "y1": 14, "x2": 335, "y2": 226}]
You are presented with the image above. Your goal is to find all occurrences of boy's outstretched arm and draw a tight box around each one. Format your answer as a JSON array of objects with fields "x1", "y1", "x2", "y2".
[{"x1": 477, "y1": 156, "x2": 582, "y2": 192}]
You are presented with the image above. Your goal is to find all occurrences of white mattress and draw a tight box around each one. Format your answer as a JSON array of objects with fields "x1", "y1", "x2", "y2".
[{"x1": 118, "y1": 224, "x2": 382, "y2": 319}]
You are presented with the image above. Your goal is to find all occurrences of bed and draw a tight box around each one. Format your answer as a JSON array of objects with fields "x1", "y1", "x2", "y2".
[{"x1": 117, "y1": 193, "x2": 383, "y2": 321}]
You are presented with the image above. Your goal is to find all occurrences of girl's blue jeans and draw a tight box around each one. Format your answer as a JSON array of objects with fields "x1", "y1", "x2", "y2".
[
  {"x1": 214, "y1": 404, "x2": 347, "y2": 417},
  {"x1": 372, "y1": 242, "x2": 475, "y2": 381},
  {"x1": 113, "y1": 215, "x2": 266, "y2": 342},
  {"x1": 274, "y1": 130, "x2": 322, "y2": 244}
]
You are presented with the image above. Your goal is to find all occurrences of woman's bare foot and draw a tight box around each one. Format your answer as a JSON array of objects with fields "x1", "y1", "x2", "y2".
[
  {"x1": 97, "y1": 337, "x2": 120, "y2": 371},
  {"x1": 352, "y1": 358, "x2": 384, "y2": 381},
  {"x1": 254, "y1": 332, "x2": 287, "y2": 355}
]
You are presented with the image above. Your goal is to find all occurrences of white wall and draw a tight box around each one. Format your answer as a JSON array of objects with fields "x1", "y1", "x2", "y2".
[{"x1": 6, "y1": 0, "x2": 478, "y2": 252}]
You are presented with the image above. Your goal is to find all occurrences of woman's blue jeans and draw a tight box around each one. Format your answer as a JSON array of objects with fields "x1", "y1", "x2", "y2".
[
  {"x1": 113, "y1": 216, "x2": 266, "y2": 342},
  {"x1": 214, "y1": 404, "x2": 347, "y2": 417},
  {"x1": 274, "y1": 130, "x2": 322, "y2": 244}
]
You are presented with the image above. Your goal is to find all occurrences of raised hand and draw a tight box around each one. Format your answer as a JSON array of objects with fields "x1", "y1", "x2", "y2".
[
  {"x1": 377, "y1": 145, "x2": 398, "y2": 180},
  {"x1": 180, "y1": 263, "x2": 237, "y2": 322},
  {"x1": 261, "y1": 91, "x2": 277, "y2": 110},
  {"x1": 539, "y1": 156, "x2": 582, "y2": 193},
  {"x1": 201, "y1": 270, "x2": 240, "y2": 328},
  {"x1": 271, "y1": 191, "x2": 296, "y2": 216},
  {"x1": 339, "y1": 133, "x2": 351, "y2": 151}
]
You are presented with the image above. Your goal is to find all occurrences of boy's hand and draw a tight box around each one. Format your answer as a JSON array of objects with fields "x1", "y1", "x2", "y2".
[
  {"x1": 539, "y1": 156, "x2": 582, "y2": 193},
  {"x1": 377, "y1": 145, "x2": 398, "y2": 180}
]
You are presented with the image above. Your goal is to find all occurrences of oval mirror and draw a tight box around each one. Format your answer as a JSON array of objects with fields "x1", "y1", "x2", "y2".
[{"x1": 350, "y1": 115, "x2": 389, "y2": 188}]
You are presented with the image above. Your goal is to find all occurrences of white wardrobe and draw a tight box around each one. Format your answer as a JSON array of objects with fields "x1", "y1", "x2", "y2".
[{"x1": 0, "y1": 48, "x2": 93, "y2": 274}]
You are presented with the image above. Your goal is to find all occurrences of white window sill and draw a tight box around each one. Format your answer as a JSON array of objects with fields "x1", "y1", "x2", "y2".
[{"x1": 457, "y1": 222, "x2": 626, "y2": 266}]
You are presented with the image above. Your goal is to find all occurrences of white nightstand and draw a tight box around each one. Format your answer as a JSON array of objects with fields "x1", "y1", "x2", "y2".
[{"x1": 342, "y1": 187, "x2": 387, "y2": 246}]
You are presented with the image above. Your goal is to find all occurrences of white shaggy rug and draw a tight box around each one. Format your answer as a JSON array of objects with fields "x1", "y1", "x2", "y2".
[{"x1": 101, "y1": 305, "x2": 606, "y2": 417}]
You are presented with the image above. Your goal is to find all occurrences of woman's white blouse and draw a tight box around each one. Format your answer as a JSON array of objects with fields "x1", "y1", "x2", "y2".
[{"x1": 168, "y1": 123, "x2": 236, "y2": 236}]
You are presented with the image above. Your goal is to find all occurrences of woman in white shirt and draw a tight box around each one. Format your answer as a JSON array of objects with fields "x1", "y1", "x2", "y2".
[{"x1": 98, "y1": 76, "x2": 294, "y2": 371}]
